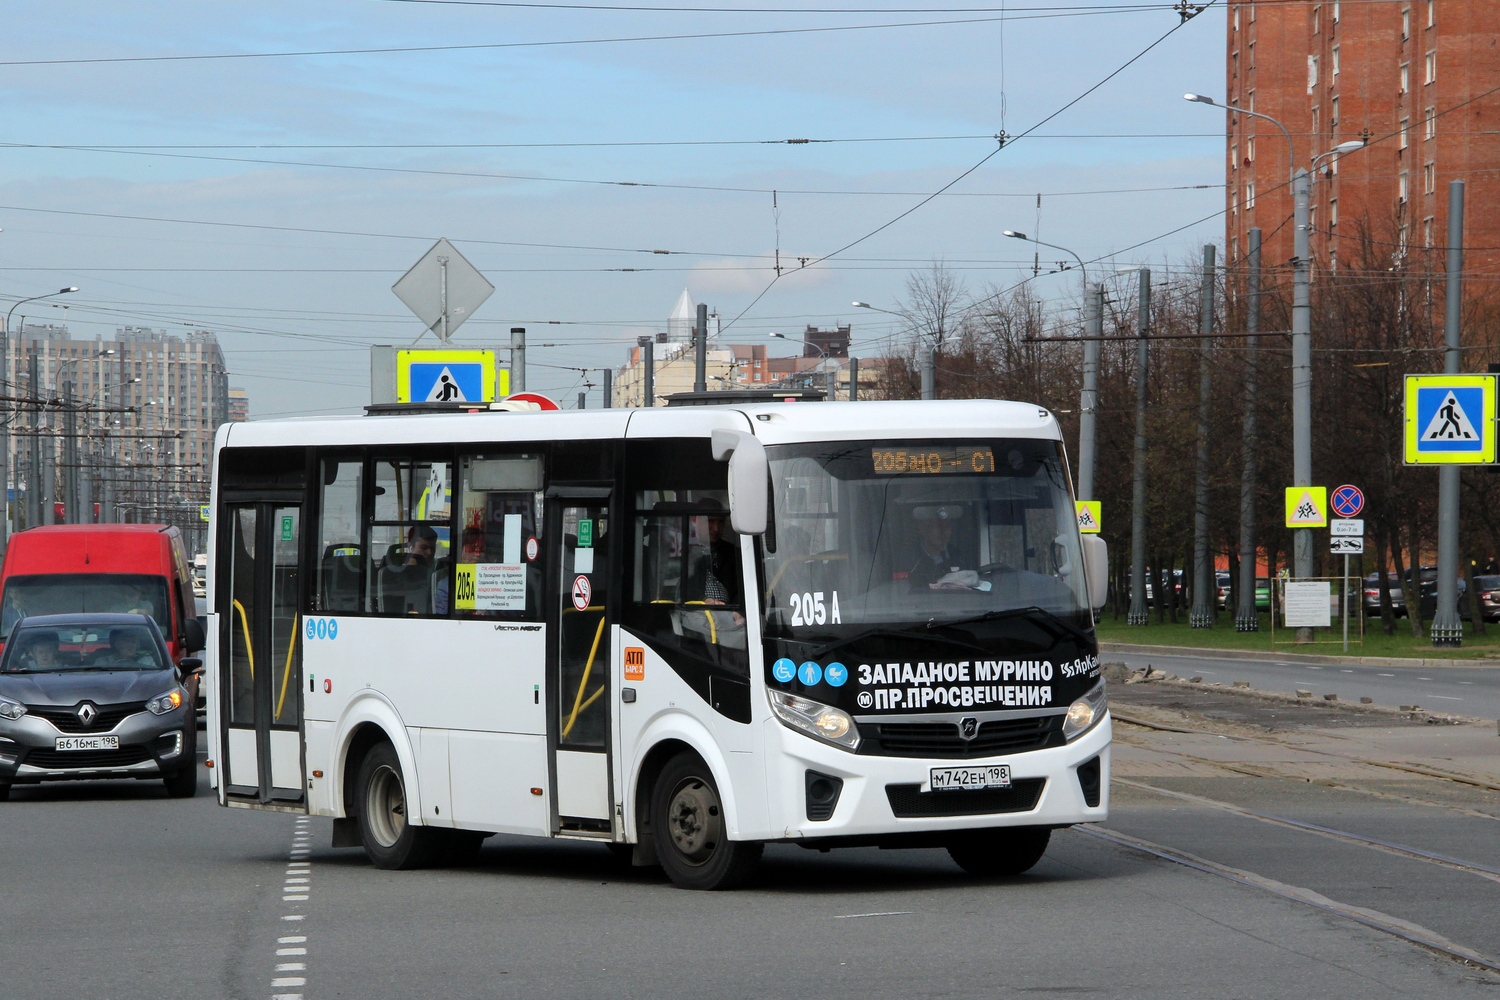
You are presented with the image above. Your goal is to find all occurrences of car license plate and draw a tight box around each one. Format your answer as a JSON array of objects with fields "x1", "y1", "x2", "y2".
[
  {"x1": 55, "y1": 736, "x2": 119, "y2": 751},
  {"x1": 929, "y1": 764, "x2": 1010, "y2": 791}
]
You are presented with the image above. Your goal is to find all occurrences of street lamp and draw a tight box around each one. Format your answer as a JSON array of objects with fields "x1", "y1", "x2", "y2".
[
  {"x1": 4, "y1": 287, "x2": 78, "y2": 342},
  {"x1": 1187, "y1": 93, "x2": 1367, "y2": 600},
  {"x1": 2, "y1": 287, "x2": 79, "y2": 543},
  {"x1": 769, "y1": 332, "x2": 837, "y2": 398},
  {"x1": 1003, "y1": 231, "x2": 1102, "y2": 502},
  {"x1": 852, "y1": 301, "x2": 902, "y2": 317}
]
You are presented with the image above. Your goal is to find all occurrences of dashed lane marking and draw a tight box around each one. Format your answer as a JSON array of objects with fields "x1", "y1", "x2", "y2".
[{"x1": 272, "y1": 818, "x2": 313, "y2": 999}]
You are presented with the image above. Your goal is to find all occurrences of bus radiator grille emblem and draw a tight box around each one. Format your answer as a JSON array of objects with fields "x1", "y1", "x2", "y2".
[
  {"x1": 958, "y1": 717, "x2": 978, "y2": 740},
  {"x1": 76, "y1": 703, "x2": 98, "y2": 727}
]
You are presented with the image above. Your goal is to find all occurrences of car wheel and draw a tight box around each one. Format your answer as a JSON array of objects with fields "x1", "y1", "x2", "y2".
[
  {"x1": 650, "y1": 752, "x2": 762, "y2": 890},
  {"x1": 164, "y1": 765, "x2": 198, "y2": 798},
  {"x1": 947, "y1": 826, "x2": 1051, "y2": 877},
  {"x1": 356, "y1": 742, "x2": 439, "y2": 870}
]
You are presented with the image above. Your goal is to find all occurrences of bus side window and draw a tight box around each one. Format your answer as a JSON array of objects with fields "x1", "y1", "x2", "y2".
[
  {"x1": 452, "y1": 454, "x2": 544, "y2": 619},
  {"x1": 316, "y1": 459, "x2": 364, "y2": 612},
  {"x1": 366, "y1": 457, "x2": 452, "y2": 616}
]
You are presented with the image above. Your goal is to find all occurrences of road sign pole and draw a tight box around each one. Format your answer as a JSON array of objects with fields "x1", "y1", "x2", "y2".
[
  {"x1": 1343, "y1": 553, "x2": 1349, "y2": 653},
  {"x1": 510, "y1": 327, "x2": 526, "y2": 394},
  {"x1": 1433, "y1": 180, "x2": 1466, "y2": 647}
]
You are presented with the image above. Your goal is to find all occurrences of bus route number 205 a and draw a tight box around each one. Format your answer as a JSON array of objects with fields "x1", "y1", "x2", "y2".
[{"x1": 788, "y1": 590, "x2": 842, "y2": 626}]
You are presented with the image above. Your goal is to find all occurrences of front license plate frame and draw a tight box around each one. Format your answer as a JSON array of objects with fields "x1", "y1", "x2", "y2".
[
  {"x1": 55, "y1": 735, "x2": 120, "y2": 751},
  {"x1": 929, "y1": 764, "x2": 1011, "y2": 791}
]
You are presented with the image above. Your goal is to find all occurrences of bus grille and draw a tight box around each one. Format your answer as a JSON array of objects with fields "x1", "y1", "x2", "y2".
[
  {"x1": 22, "y1": 745, "x2": 154, "y2": 770},
  {"x1": 27, "y1": 702, "x2": 147, "y2": 734},
  {"x1": 860, "y1": 715, "x2": 1064, "y2": 758},
  {"x1": 885, "y1": 778, "x2": 1045, "y2": 818}
]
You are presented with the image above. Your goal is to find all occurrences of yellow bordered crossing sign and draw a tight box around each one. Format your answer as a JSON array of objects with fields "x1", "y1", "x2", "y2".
[
  {"x1": 1285, "y1": 487, "x2": 1327, "y2": 528},
  {"x1": 1074, "y1": 500, "x2": 1101, "y2": 534},
  {"x1": 1403, "y1": 373, "x2": 1497, "y2": 465},
  {"x1": 396, "y1": 349, "x2": 505, "y2": 404}
]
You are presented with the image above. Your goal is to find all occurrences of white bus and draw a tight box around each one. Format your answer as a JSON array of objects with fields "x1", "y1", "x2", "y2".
[{"x1": 206, "y1": 398, "x2": 1111, "y2": 889}]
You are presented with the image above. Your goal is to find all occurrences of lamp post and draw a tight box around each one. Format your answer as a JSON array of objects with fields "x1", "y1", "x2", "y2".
[
  {"x1": 1002, "y1": 231, "x2": 1102, "y2": 502},
  {"x1": 1187, "y1": 93, "x2": 1365, "y2": 619},
  {"x1": 52, "y1": 349, "x2": 114, "y2": 524},
  {"x1": 2, "y1": 287, "x2": 78, "y2": 543}
]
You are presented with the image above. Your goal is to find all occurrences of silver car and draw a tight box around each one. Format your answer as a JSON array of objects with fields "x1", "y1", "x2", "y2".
[{"x1": 0, "y1": 614, "x2": 202, "y2": 799}]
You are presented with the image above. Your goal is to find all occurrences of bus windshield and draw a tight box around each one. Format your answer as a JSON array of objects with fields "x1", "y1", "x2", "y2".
[
  {"x1": 0, "y1": 574, "x2": 172, "y2": 639},
  {"x1": 761, "y1": 439, "x2": 1089, "y2": 636}
]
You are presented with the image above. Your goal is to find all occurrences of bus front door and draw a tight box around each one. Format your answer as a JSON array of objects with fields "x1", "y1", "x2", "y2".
[
  {"x1": 551, "y1": 497, "x2": 613, "y2": 831},
  {"x1": 220, "y1": 502, "x2": 306, "y2": 805}
]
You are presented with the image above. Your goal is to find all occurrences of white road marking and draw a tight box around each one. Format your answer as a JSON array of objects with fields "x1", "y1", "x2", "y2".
[
  {"x1": 1459, "y1": 681, "x2": 1474, "y2": 685},
  {"x1": 278, "y1": 948, "x2": 308, "y2": 956},
  {"x1": 1419, "y1": 677, "x2": 1433, "y2": 681},
  {"x1": 279, "y1": 936, "x2": 307, "y2": 944},
  {"x1": 1430, "y1": 695, "x2": 1463, "y2": 701},
  {"x1": 277, "y1": 963, "x2": 307, "y2": 972},
  {"x1": 273, "y1": 821, "x2": 311, "y2": 999},
  {"x1": 1340, "y1": 669, "x2": 1354, "y2": 673},
  {"x1": 1378, "y1": 673, "x2": 1395, "y2": 677},
  {"x1": 832, "y1": 911, "x2": 913, "y2": 919},
  {"x1": 272, "y1": 978, "x2": 306, "y2": 988},
  {"x1": 281, "y1": 915, "x2": 304, "y2": 922}
]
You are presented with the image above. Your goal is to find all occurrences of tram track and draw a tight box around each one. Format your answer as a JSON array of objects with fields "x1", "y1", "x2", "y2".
[
  {"x1": 1112, "y1": 777, "x2": 1500, "y2": 885},
  {"x1": 1075, "y1": 825, "x2": 1500, "y2": 976}
]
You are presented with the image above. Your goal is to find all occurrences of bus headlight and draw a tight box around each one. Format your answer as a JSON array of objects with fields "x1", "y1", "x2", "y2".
[
  {"x1": 1062, "y1": 681, "x2": 1107, "y2": 741},
  {"x1": 768, "y1": 689, "x2": 860, "y2": 751}
]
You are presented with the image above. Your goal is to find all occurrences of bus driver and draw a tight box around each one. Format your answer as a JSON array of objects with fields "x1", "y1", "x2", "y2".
[{"x1": 907, "y1": 504, "x2": 979, "y2": 590}]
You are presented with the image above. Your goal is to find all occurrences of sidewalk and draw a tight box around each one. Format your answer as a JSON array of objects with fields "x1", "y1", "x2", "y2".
[{"x1": 1099, "y1": 641, "x2": 1500, "y2": 669}]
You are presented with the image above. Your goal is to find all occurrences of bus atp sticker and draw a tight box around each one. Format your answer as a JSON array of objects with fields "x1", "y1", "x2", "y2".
[{"x1": 624, "y1": 647, "x2": 645, "y2": 681}]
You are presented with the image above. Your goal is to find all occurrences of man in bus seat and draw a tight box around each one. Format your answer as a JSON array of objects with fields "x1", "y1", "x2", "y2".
[
  {"x1": 907, "y1": 505, "x2": 980, "y2": 590},
  {"x1": 379, "y1": 524, "x2": 440, "y2": 614},
  {"x1": 694, "y1": 509, "x2": 741, "y2": 607}
]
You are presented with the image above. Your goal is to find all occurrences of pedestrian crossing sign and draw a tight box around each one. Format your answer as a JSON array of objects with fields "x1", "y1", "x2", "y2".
[
  {"x1": 1075, "y1": 500, "x2": 1101, "y2": 534},
  {"x1": 1284, "y1": 487, "x2": 1327, "y2": 528},
  {"x1": 396, "y1": 349, "x2": 504, "y2": 404},
  {"x1": 1404, "y1": 374, "x2": 1497, "y2": 464}
]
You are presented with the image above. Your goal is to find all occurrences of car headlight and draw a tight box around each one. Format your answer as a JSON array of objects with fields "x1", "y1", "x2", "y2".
[
  {"x1": 0, "y1": 698, "x2": 26, "y2": 721},
  {"x1": 146, "y1": 690, "x2": 185, "y2": 716},
  {"x1": 1062, "y1": 680, "x2": 1107, "y2": 741},
  {"x1": 768, "y1": 689, "x2": 860, "y2": 751}
]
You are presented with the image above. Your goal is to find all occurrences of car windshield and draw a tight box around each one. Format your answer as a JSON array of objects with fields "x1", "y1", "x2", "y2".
[
  {"x1": 2, "y1": 623, "x2": 166, "y2": 673},
  {"x1": 762, "y1": 439, "x2": 1089, "y2": 635},
  {"x1": 0, "y1": 574, "x2": 171, "y2": 639}
]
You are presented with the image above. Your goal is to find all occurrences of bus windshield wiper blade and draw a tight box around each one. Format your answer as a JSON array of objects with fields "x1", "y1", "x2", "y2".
[
  {"x1": 806, "y1": 626, "x2": 990, "y2": 661},
  {"x1": 927, "y1": 606, "x2": 1093, "y2": 644}
]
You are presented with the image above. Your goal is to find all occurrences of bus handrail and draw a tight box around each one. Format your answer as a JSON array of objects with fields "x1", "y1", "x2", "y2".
[
  {"x1": 274, "y1": 615, "x2": 298, "y2": 723},
  {"x1": 561, "y1": 616, "x2": 606, "y2": 739},
  {"x1": 232, "y1": 599, "x2": 254, "y2": 680}
]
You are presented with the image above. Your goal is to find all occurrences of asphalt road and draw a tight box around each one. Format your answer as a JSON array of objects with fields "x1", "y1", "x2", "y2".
[
  {"x1": 1105, "y1": 649, "x2": 1500, "y2": 719},
  {"x1": 2, "y1": 757, "x2": 1496, "y2": 999}
]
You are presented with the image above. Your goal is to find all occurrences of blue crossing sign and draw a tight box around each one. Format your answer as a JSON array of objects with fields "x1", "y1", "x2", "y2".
[
  {"x1": 396, "y1": 349, "x2": 504, "y2": 403},
  {"x1": 1404, "y1": 374, "x2": 1497, "y2": 465}
]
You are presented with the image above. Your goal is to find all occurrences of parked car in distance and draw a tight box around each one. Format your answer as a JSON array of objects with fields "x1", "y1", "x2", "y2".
[
  {"x1": 1363, "y1": 572, "x2": 1406, "y2": 617},
  {"x1": 1468, "y1": 574, "x2": 1500, "y2": 622},
  {"x1": 0, "y1": 613, "x2": 202, "y2": 799}
]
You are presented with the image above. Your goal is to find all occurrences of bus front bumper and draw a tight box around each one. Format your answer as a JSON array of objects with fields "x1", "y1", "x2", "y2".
[{"x1": 764, "y1": 712, "x2": 1111, "y2": 841}]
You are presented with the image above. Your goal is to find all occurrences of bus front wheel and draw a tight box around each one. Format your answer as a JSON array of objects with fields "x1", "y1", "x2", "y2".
[
  {"x1": 651, "y1": 752, "x2": 762, "y2": 890},
  {"x1": 946, "y1": 826, "x2": 1051, "y2": 877},
  {"x1": 356, "y1": 742, "x2": 439, "y2": 870}
]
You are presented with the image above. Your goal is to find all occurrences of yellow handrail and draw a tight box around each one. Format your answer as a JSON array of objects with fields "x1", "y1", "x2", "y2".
[
  {"x1": 274, "y1": 615, "x2": 298, "y2": 723},
  {"x1": 561, "y1": 616, "x2": 606, "y2": 739},
  {"x1": 232, "y1": 599, "x2": 254, "y2": 680}
]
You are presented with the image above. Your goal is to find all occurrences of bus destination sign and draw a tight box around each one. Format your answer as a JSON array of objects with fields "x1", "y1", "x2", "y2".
[{"x1": 871, "y1": 446, "x2": 996, "y2": 475}]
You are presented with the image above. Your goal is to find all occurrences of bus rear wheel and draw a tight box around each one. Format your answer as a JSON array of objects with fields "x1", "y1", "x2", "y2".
[
  {"x1": 947, "y1": 826, "x2": 1051, "y2": 877},
  {"x1": 651, "y1": 752, "x2": 762, "y2": 890},
  {"x1": 356, "y1": 742, "x2": 439, "y2": 870}
]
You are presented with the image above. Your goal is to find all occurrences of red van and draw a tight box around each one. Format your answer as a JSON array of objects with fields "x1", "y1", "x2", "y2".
[{"x1": 0, "y1": 525, "x2": 203, "y2": 663}]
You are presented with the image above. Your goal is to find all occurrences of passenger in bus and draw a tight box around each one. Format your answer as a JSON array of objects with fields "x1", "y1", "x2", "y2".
[
  {"x1": 697, "y1": 510, "x2": 741, "y2": 606},
  {"x1": 907, "y1": 505, "x2": 978, "y2": 590},
  {"x1": 379, "y1": 525, "x2": 440, "y2": 614}
]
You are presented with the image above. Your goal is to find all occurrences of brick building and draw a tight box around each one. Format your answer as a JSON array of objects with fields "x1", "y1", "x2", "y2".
[{"x1": 1225, "y1": 0, "x2": 1500, "y2": 272}]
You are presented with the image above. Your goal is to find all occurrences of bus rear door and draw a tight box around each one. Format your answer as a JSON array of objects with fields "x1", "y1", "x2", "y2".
[{"x1": 219, "y1": 502, "x2": 306, "y2": 805}]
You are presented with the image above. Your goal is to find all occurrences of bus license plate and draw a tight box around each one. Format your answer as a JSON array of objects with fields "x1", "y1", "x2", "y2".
[
  {"x1": 56, "y1": 736, "x2": 119, "y2": 751},
  {"x1": 930, "y1": 765, "x2": 1010, "y2": 791}
]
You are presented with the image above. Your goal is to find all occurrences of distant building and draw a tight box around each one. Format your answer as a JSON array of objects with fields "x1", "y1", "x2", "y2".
[
  {"x1": 666, "y1": 288, "x2": 697, "y2": 344},
  {"x1": 612, "y1": 339, "x2": 736, "y2": 407},
  {"x1": 3, "y1": 322, "x2": 228, "y2": 539},
  {"x1": 227, "y1": 387, "x2": 250, "y2": 422},
  {"x1": 802, "y1": 324, "x2": 851, "y2": 359}
]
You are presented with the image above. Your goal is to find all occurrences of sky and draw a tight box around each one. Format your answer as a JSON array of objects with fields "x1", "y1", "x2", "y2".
[{"x1": 0, "y1": 1, "x2": 1229, "y2": 416}]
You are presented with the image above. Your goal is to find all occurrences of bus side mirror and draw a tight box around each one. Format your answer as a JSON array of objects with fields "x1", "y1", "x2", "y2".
[
  {"x1": 711, "y1": 429, "x2": 768, "y2": 536},
  {"x1": 183, "y1": 617, "x2": 207, "y2": 653},
  {"x1": 1080, "y1": 535, "x2": 1108, "y2": 610}
]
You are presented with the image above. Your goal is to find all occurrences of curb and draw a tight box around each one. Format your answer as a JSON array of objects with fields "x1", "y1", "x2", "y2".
[{"x1": 1098, "y1": 641, "x2": 1500, "y2": 669}]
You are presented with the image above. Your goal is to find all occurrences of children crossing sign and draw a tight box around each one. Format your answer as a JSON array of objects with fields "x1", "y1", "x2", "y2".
[
  {"x1": 1404, "y1": 374, "x2": 1497, "y2": 464},
  {"x1": 1074, "y1": 500, "x2": 1101, "y2": 534},
  {"x1": 1284, "y1": 486, "x2": 1327, "y2": 528}
]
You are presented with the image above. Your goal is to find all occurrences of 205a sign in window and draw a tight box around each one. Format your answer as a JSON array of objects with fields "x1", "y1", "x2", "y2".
[{"x1": 871, "y1": 446, "x2": 996, "y2": 475}]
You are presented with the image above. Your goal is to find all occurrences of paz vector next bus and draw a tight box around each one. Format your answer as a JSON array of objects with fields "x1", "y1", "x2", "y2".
[{"x1": 205, "y1": 398, "x2": 1111, "y2": 890}]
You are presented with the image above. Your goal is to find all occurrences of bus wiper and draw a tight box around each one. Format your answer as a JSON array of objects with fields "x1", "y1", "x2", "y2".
[{"x1": 927, "y1": 606, "x2": 1093, "y2": 644}]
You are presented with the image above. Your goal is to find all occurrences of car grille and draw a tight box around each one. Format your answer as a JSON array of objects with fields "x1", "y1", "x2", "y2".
[
  {"x1": 22, "y1": 745, "x2": 154, "y2": 770},
  {"x1": 885, "y1": 778, "x2": 1046, "y2": 818},
  {"x1": 26, "y1": 702, "x2": 147, "y2": 734},
  {"x1": 859, "y1": 715, "x2": 1065, "y2": 759}
]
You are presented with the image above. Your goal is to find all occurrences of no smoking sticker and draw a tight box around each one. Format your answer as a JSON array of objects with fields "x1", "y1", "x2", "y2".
[
  {"x1": 571, "y1": 575, "x2": 592, "y2": 611},
  {"x1": 525, "y1": 536, "x2": 539, "y2": 561}
]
